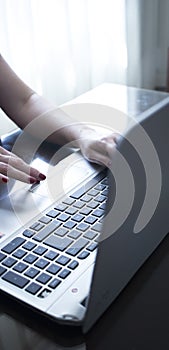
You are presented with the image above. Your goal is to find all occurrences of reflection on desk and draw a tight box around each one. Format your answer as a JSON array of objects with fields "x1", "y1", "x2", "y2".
[{"x1": 0, "y1": 293, "x2": 85, "y2": 350}]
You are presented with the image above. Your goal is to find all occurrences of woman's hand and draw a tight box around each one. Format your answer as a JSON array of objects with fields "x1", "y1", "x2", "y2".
[
  {"x1": 78, "y1": 128, "x2": 118, "y2": 167},
  {"x1": 0, "y1": 146, "x2": 46, "y2": 184}
]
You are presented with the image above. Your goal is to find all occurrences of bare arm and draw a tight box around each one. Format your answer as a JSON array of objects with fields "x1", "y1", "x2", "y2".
[
  {"x1": 0, "y1": 55, "x2": 117, "y2": 184},
  {"x1": 0, "y1": 54, "x2": 90, "y2": 145}
]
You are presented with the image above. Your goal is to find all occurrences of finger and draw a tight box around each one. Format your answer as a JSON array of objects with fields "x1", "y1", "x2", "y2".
[
  {"x1": 8, "y1": 156, "x2": 46, "y2": 180},
  {"x1": 0, "y1": 162, "x2": 37, "y2": 184},
  {"x1": 0, "y1": 174, "x2": 8, "y2": 184},
  {"x1": 0, "y1": 146, "x2": 18, "y2": 157},
  {"x1": 0, "y1": 153, "x2": 46, "y2": 181},
  {"x1": 87, "y1": 155, "x2": 111, "y2": 168},
  {"x1": 101, "y1": 132, "x2": 119, "y2": 144},
  {"x1": 87, "y1": 140, "x2": 116, "y2": 167}
]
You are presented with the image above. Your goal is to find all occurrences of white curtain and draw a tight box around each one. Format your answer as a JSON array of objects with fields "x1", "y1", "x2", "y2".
[
  {"x1": 126, "y1": 0, "x2": 169, "y2": 90},
  {"x1": 0, "y1": 0, "x2": 127, "y2": 107}
]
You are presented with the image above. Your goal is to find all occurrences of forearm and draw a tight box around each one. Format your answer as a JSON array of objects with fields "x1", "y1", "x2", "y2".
[
  {"x1": 0, "y1": 54, "x2": 93, "y2": 147},
  {"x1": 18, "y1": 92, "x2": 94, "y2": 147},
  {"x1": 0, "y1": 55, "x2": 117, "y2": 169}
]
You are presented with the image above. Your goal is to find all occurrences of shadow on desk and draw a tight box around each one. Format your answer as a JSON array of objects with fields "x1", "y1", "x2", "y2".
[{"x1": 1, "y1": 232, "x2": 169, "y2": 349}]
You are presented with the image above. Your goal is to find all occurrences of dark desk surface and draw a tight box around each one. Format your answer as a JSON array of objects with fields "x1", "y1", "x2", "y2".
[{"x1": 1, "y1": 124, "x2": 169, "y2": 349}]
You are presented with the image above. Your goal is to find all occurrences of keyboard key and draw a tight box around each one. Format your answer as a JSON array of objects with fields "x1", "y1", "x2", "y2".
[
  {"x1": 23, "y1": 253, "x2": 38, "y2": 264},
  {"x1": 66, "y1": 238, "x2": 89, "y2": 256},
  {"x1": 87, "y1": 201, "x2": 99, "y2": 209},
  {"x1": 34, "y1": 258, "x2": 49, "y2": 269},
  {"x1": 56, "y1": 255, "x2": 70, "y2": 266},
  {"x1": 46, "y1": 209, "x2": 59, "y2": 218},
  {"x1": 24, "y1": 267, "x2": 39, "y2": 278},
  {"x1": 33, "y1": 221, "x2": 61, "y2": 242},
  {"x1": 99, "y1": 202, "x2": 106, "y2": 210},
  {"x1": 65, "y1": 207, "x2": 78, "y2": 215},
  {"x1": 2, "y1": 271, "x2": 29, "y2": 288},
  {"x1": 44, "y1": 235, "x2": 73, "y2": 252},
  {"x1": 95, "y1": 184, "x2": 106, "y2": 191},
  {"x1": 0, "y1": 266, "x2": 7, "y2": 276},
  {"x1": 63, "y1": 197, "x2": 75, "y2": 205},
  {"x1": 84, "y1": 216, "x2": 97, "y2": 225},
  {"x1": 77, "y1": 251, "x2": 90, "y2": 259},
  {"x1": 79, "y1": 207, "x2": 92, "y2": 215},
  {"x1": 33, "y1": 246, "x2": 47, "y2": 255},
  {"x1": 44, "y1": 250, "x2": 59, "y2": 260},
  {"x1": 83, "y1": 231, "x2": 97, "y2": 240},
  {"x1": 54, "y1": 203, "x2": 68, "y2": 211},
  {"x1": 22, "y1": 229, "x2": 34, "y2": 238},
  {"x1": 55, "y1": 227, "x2": 68, "y2": 237},
  {"x1": 36, "y1": 272, "x2": 52, "y2": 284},
  {"x1": 63, "y1": 221, "x2": 76, "y2": 229},
  {"x1": 72, "y1": 214, "x2": 84, "y2": 222},
  {"x1": 39, "y1": 216, "x2": 52, "y2": 224},
  {"x1": 77, "y1": 223, "x2": 90, "y2": 232},
  {"x1": 33, "y1": 223, "x2": 45, "y2": 231},
  {"x1": 73, "y1": 201, "x2": 85, "y2": 209},
  {"x1": 0, "y1": 252, "x2": 7, "y2": 262},
  {"x1": 67, "y1": 230, "x2": 81, "y2": 239},
  {"x1": 2, "y1": 237, "x2": 25, "y2": 254},
  {"x1": 92, "y1": 208, "x2": 104, "y2": 218},
  {"x1": 102, "y1": 189, "x2": 108, "y2": 196},
  {"x1": 95, "y1": 195, "x2": 106, "y2": 203},
  {"x1": 58, "y1": 269, "x2": 71, "y2": 279},
  {"x1": 29, "y1": 222, "x2": 38, "y2": 230},
  {"x1": 81, "y1": 194, "x2": 92, "y2": 203},
  {"x1": 30, "y1": 222, "x2": 44, "y2": 230},
  {"x1": 87, "y1": 242, "x2": 98, "y2": 251},
  {"x1": 2, "y1": 257, "x2": 17, "y2": 268},
  {"x1": 70, "y1": 187, "x2": 87, "y2": 199},
  {"x1": 12, "y1": 249, "x2": 27, "y2": 259},
  {"x1": 25, "y1": 282, "x2": 42, "y2": 295},
  {"x1": 57, "y1": 213, "x2": 70, "y2": 222},
  {"x1": 101, "y1": 178, "x2": 108, "y2": 185},
  {"x1": 87, "y1": 189, "x2": 99, "y2": 196},
  {"x1": 68, "y1": 260, "x2": 79, "y2": 270},
  {"x1": 13, "y1": 262, "x2": 28, "y2": 273},
  {"x1": 22, "y1": 241, "x2": 37, "y2": 251},
  {"x1": 48, "y1": 278, "x2": 61, "y2": 289},
  {"x1": 46, "y1": 264, "x2": 61, "y2": 275}
]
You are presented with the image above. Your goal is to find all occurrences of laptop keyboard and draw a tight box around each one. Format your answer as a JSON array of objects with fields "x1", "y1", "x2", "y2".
[{"x1": 0, "y1": 170, "x2": 108, "y2": 299}]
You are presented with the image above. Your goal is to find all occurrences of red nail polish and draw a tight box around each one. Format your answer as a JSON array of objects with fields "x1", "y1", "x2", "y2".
[
  {"x1": 29, "y1": 177, "x2": 37, "y2": 184},
  {"x1": 2, "y1": 177, "x2": 8, "y2": 183},
  {"x1": 39, "y1": 173, "x2": 46, "y2": 180}
]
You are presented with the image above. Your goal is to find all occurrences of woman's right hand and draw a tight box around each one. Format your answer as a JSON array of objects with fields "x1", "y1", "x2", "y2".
[{"x1": 0, "y1": 146, "x2": 46, "y2": 184}]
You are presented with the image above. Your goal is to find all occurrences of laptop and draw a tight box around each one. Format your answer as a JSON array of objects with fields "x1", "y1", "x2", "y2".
[{"x1": 0, "y1": 84, "x2": 169, "y2": 334}]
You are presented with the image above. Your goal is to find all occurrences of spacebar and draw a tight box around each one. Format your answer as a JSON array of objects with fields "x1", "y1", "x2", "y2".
[{"x1": 44, "y1": 235, "x2": 73, "y2": 251}]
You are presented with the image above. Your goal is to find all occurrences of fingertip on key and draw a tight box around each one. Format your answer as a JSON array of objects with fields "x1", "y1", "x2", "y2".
[
  {"x1": 2, "y1": 177, "x2": 8, "y2": 183},
  {"x1": 38, "y1": 173, "x2": 46, "y2": 181},
  {"x1": 29, "y1": 177, "x2": 38, "y2": 184}
]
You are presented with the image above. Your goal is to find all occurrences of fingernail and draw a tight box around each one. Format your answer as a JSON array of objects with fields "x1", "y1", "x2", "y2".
[
  {"x1": 2, "y1": 177, "x2": 8, "y2": 183},
  {"x1": 29, "y1": 177, "x2": 37, "y2": 184},
  {"x1": 38, "y1": 173, "x2": 46, "y2": 180}
]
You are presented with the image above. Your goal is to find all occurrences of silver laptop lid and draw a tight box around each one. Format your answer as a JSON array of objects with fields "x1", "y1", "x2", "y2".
[{"x1": 83, "y1": 94, "x2": 169, "y2": 333}]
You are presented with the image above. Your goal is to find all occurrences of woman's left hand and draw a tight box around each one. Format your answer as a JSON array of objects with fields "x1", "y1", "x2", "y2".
[{"x1": 0, "y1": 146, "x2": 46, "y2": 184}]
